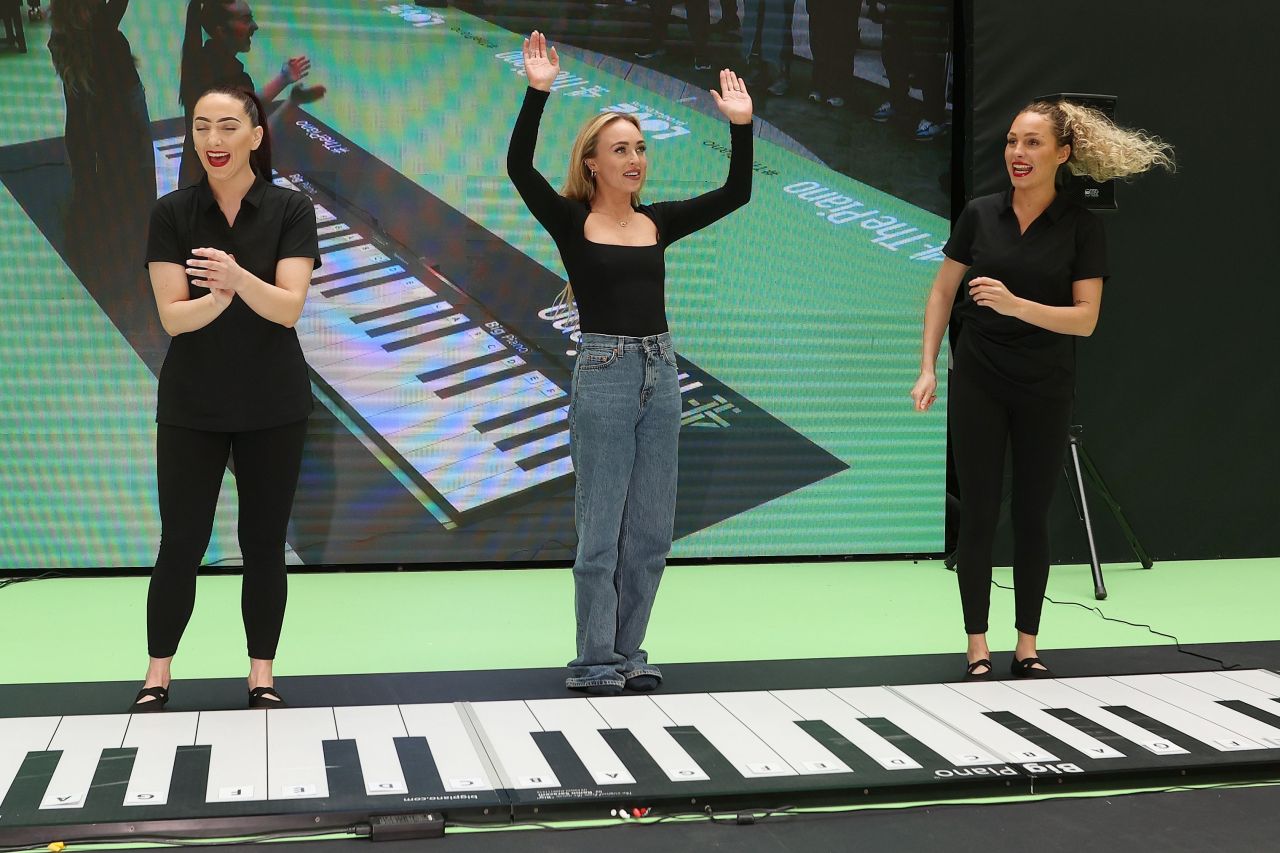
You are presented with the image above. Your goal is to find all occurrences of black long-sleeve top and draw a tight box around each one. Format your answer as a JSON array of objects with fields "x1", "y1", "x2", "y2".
[{"x1": 507, "y1": 87, "x2": 752, "y2": 337}]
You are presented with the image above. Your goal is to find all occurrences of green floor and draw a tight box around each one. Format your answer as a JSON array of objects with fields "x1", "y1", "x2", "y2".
[{"x1": 1, "y1": 557, "x2": 1275, "y2": 686}]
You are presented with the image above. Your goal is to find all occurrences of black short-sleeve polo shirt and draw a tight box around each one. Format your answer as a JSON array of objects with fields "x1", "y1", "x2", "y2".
[
  {"x1": 145, "y1": 176, "x2": 321, "y2": 432},
  {"x1": 943, "y1": 189, "x2": 1108, "y2": 398}
]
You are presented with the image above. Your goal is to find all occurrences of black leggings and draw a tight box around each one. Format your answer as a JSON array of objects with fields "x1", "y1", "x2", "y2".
[
  {"x1": 949, "y1": 365, "x2": 1071, "y2": 636},
  {"x1": 147, "y1": 419, "x2": 307, "y2": 660}
]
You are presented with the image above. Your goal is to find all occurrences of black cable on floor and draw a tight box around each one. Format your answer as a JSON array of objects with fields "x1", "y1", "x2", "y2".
[
  {"x1": 0, "y1": 571, "x2": 66, "y2": 591},
  {"x1": 945, "y1": 562, "x2": 1245, "y2": 671}
]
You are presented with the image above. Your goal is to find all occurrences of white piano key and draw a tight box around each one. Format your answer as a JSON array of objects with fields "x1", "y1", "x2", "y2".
[
  {"x1": 527, "y1": 699, "x2": 636, "y2": 786},
  {"x1": 312, "y1": 203, "x2": 336, "y2": 224},
  {"x1": 399, "y1": 703, "x2": 495, "y2": 793},
  {"x1": 832, "y1": 686, "x2": 1001, "y2": 766},
  {"x1": 196, "y1": 710, "x2": 267, "y2": 803},
  {"x1": 466, "y1": 701, "x2": 560, "y2": 790},
  {"x1": 267, "y1": 708, "x2": 337, "y2": 800},
  {"x1": 321, "y1": 244, "x2": 392, "y2": 276},
  {"x1": 121, "y1": 712, "x2": 199, "y2": 806},
  {"x1": 771, "y1": 689, "x2": 922, "y2": 771},
  {"x1": 712, "y1": 692, "x2": 851, "y2": 775},
  {"x1": 588, "y1": 697, "x2": 709, "y2": 782},
  {"x1": 1220, "y1": 669, "x2": 1280, "y2": 694},
  {"x1": 1116, "y1": 675, "x2": 1280, "y2": 750},
  {"x1": 313, "y1": 267, "x2": 409, "y2": 297},
  {"x1": 651, "y1": 693, "x2": 794, "y2": 778},
  {"x1": 1009, "y1": 680, "x2": 1190, "y2": 756},
  {"x1": 483, "y1": 404, "x2": 569, "y2": 445},
  {"x1": 1065, "y1": 677, "x2": 1263, "y2": 752},
  {"x1": 316, "y1": 222, "x2": 350, "y2": 236},
  {"x1": 444, "y1": 452, "x2": 575, "y2": 513},
  {"x1": 405, "y1": 423, "x2": 515, "y2": 474},
  {"x1": 319, "y1": 232, "x2": 365, "y2": 249},
  {"x1": 333, "y1": 706, "x2": 410, "y2": 796},
  {"x1": 894, "y1": 683, "x2": 1060, "y2": 764},
  {"x1": 382, "y1": 376, "x2": 559, "y2": 440},
  {"x1": 1169, "y1": 672, "x2": 1280, "y2": 748},
  {"x1": 41, "y1": 714, "x2": 129, "y2": 809},
  {"x1": 358, "y1": 301, "x2": 457, "y2": 334},
  {"x1": 949, "y1": 682, "x2": 1124, "y2": 760},
  {"x1": 0, "y1": 716, "x2": 59, "y2": 804},
  {"x1": 419, "y1": 355, "x2": 526, "y2": 395},
  {"x1": 319, "y1": 277, "x2": 429, "y2": 310}
]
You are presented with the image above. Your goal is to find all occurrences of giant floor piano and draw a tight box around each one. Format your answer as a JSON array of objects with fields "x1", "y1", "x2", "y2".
[{"x1": 2, "y1": 670, "x2": 1279, "y2": 843}]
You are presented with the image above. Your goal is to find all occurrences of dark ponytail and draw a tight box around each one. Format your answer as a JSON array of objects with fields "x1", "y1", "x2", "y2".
[
  {"x1": 179, "y1": 0, "x2": 234, "y2": 108},
  {"x1": 196, "y1": 86, "x2": 273, "y2": 179}
]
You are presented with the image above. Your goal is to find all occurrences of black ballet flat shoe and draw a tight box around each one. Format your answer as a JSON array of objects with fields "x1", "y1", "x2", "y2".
[
  {"x1": 962, "y1": 659, "x2": 992, "y2": 682},
  {"x1": 624, "y1": 675, "x2": 661, "y2": 692},
  {"x1": 1010, "y1": 656, "x2": 1054, "y2": 679},
  {"x1": 248, "y1": 686, "x2": 288, "y2": 709},
  {"x1": 129, "y1": 686, "x2": 169, "y2": 713}
]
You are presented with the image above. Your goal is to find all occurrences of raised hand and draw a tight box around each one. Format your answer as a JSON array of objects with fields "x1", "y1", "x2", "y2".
[
  {"x1": 711, "y1": 69, "x2": 753, "y2": 125},
  {"x1": 281, "y1": 56, "x2": 311, "y2": 84},
  {"x1": 522, "y1": 30, "x2": 560, "y2": 92}
]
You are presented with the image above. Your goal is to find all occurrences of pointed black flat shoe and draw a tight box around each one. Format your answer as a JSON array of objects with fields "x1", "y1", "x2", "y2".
[
  {"x1": 129, "y1": 686, "x2": 169, "y2": 713},
  {"x1": 1011, "y1": 656, "x2": 1054, "y2": 679},
  {"x1": 962, "y1": 658, "x2": 993, "y2": 682},
  {"x1": 248, "y1": 686, "x2": 288, "y2": 709}
]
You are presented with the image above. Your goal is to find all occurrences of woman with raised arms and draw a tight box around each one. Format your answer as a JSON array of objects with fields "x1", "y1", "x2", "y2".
[{"x1": 507, "y1": 31, "x2": 754, "y2": 695}]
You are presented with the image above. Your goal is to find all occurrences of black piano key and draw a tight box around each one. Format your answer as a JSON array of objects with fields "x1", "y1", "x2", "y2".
[
  {"x1": 1101, "y1": 705, "x2": 1222, "y2": 758},
  {"x1": 319, "y1": 267, "x2": 402, "y2": 296},
  {"x1": 856, "y1": 717, "x2": 960, "y2": 774},
  {"x1": 517, "y1": 443, "x2": 573, "y2": 472},
  {"x1": 528, "y1": 731, "x2": 596, "y2": 792},
  {"x1": 598, "y1": 728, "x2": 685, "y2": 790},
  {"x1": 435, "y1": 366, "x2": 529, "y2": 400},
  {"x1": 1217, "y1": 700, "x2": 1280, "y2": 735},
  {"x1": 383, "y1": 320, "x2": 476, "y2": 353},
  {"x1": 980, "y1": 710, "x2": 1099, "y2": 764},
  {"x1": 364, "y1": 308, "x2": 456, "y2": 339},
  {"x1": 0, "y1": 751, "x2": 59, "y2": 824},
  {"x1": 351, "y1": 296, "x2": 450, "y2": 325},
  {"x1": 494, "y1": 419, "x2": 569, "y2": 453},
  {"x1": 474, "y1": 397, "x2": 566, "y2": 434},
  {"x1": 393, "y1": 736, "x2": 448, "y2": 799},
  {"x1": 417, "y1": 350, "x2": 511, "y2": 384},
  {"x1": 665, "y1": 726, "x2": 741, "y2": 784},
  {"x1": 794, "y1": 719, "x2": 890, "y2": 777},
  {"x1": 319, "y1": 739, "x2": 373, "y2": 810},
  {"x1": 62, "y1": 747, "x2": 136, "y2": 825}
]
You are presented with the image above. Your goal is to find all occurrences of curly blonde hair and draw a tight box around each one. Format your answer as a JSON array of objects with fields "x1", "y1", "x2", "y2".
[{"x1": 1021, "y1": 100, "x2": 1175, "y2": 182}]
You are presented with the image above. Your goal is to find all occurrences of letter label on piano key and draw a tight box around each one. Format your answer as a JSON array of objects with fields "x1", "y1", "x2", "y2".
[
  {"x1": 448, "y1": 777, "x2": 484, "y2": 789},
  {"x1": 281, "y1": 784, "x2": 318, "y2": 799},
  {"x1": 220, "y1": 786, "x2": 255, "y2": 801},
  {"x1": 128, "y1": 792, "x2": 160, "y2": 803}
]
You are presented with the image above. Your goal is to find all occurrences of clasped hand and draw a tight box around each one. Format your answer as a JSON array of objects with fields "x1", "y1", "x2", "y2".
[
  {"x1": 188, "y1": 247, "x2": 244, "y2": 307},
  {"x1": 968, "y1": 276, "x2": 1021, "y2": 317}
]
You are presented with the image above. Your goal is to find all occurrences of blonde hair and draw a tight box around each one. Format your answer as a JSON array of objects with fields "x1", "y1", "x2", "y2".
[
  {"x1": 554, "y1": 111, "x2": 644, "y2": 310},
  {"x1": 1021, "y1": 100, "x2": 1175, "y2": 182}
]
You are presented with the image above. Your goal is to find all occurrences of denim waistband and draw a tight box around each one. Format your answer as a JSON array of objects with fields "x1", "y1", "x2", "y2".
[{"x1": 579, "y1": 331, "x2": 672, "y2": 352}]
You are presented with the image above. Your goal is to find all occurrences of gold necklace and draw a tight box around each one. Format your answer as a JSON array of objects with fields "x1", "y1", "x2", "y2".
[{"x1": 592, "y1": 208, "x2": 631, "y2": 228}]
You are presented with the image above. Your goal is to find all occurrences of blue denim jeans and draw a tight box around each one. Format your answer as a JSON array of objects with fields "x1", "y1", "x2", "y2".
[{"x1": 565, "y1": 332, "x2": 681, "y2": 689}]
